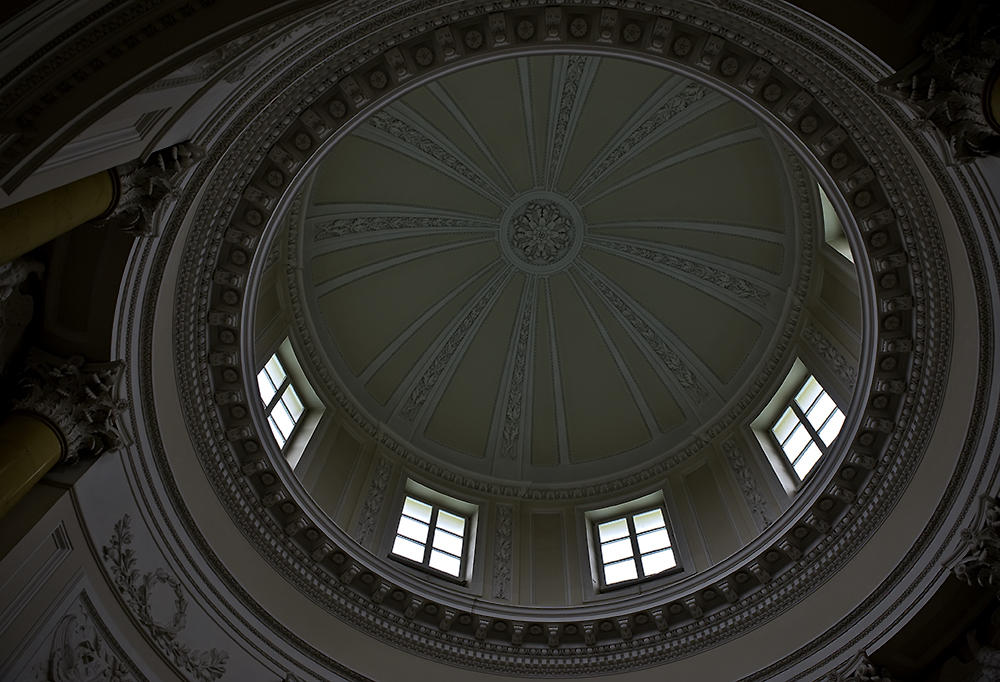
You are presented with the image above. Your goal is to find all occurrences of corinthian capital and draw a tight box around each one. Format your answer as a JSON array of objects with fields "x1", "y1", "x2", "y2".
[
  {"x1": 953, "y1": 495, "x2": 1000, "y2": 592},
  {"x1": 12, "y1": 350, "x2": 125, "y2": 464},
  {"x1": 103, "y1": 141, "x2": 205, "y2": 236},
  {"x1": 877, "y1": 0, "x2": 1000, "y2": 163}
]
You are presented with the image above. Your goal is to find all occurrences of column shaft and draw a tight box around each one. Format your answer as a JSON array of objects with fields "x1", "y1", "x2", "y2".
[
  {"x1": 0, "y1": 413, "x2": 63, "y2": 519},
  {"x1": 0, "y1": 171, "x2": 116, "y2": 264}
]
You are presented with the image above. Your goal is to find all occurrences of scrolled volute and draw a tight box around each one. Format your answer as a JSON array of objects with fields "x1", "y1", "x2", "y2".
[
  {"x1": 954, "y1": 496, "x2": 1000, "y2": 592},
  {"x1": 12, "y1": 350, "x2": 125, "y2": 464},
  {"x1": 878, "y1": 0, "x2": 1000, "y2": 163},
  {"x1": 104, "y1": 141, "x2": 205, "y2": 236}
]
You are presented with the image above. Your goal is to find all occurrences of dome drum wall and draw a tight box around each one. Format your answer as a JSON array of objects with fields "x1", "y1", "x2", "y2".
[{"x1": 160, "y1": 1, "x2": 962, "y2": 677}]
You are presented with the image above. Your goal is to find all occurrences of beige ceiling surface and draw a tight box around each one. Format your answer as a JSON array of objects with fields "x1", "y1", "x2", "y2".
[{"x1": 299, "y1": 54, "x2": 801, "y2": 486}]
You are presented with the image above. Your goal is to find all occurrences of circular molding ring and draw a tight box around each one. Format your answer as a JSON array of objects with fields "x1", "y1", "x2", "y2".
[{"x1": 160, "y1": 0, "x2": 959, "y2": 676}]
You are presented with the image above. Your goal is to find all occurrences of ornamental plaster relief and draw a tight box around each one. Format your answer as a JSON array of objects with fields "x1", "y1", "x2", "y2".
[{"x1": 139, "y1": 0, "x2": 979, "y2": 676}]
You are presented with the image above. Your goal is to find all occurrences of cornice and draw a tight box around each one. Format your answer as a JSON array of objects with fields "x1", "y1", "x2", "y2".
[{"x1": 116, "y1": 0, "x2": 978, "y2": 677}]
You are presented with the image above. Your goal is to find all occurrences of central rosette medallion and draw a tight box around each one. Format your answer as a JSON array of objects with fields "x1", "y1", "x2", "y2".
[
  {"x1": 500, "y1": 191, "x2": 585, "y2": 274},
  {"x1": 510, "y1": 201, "x2": 574, "y2": 265}
]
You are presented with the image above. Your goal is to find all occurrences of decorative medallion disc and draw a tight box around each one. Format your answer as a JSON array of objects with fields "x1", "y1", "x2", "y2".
[{"x1": 499, "y1": 190, "x2": 585, "y2": 274}]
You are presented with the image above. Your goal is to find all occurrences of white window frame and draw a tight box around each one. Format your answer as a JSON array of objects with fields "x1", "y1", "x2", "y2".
[
  {"x1": 769, "y1": 373, "x2": 845, "y2": 483},
  {"x1": 590, "y1": 501, "x2": 680, "y2": 591},
  {"x1": 257, "y1": 351, "x2": 306, "y2": 450},
  {"x1": 390, "y1": 492, "x2": 474, "y2": 584}
]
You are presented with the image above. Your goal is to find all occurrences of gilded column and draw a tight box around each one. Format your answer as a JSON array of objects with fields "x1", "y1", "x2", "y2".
[
  {"x1": 0, "y1": 352, "x2": 124, "y2": 518},
  {"x1": 0, "y1": 141, "x2": 203, "y2": 264},
  {"x1": 0, "y1": 171, "x2": 116, "y2": 263}
]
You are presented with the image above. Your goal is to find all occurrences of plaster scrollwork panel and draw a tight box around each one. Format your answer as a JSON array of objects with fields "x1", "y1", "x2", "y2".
[
  {"x1": 802, "y1": 319, "x2": 859, "y2": 391},
  {"x1": 576, "y1": 265, "x2": 709, "y2": 403},
  {"x1": 398, "y1": 268, "x2": 512, "y2": 422},
  {"x1": 354, "y1": 457, "x2": 392, "y2": 546},
  {"x1": 571, "y1": 81, "x2": 712, "y2": 196},
  {"x1": 101, "y1": 516, "x2": 229, "y2": 682},
  {"x1": 364, "y1": 110, "x2": 508, "y2": 205},
  {"x1": 545, "y1": 55, "x2": 597, "y2": 189},
  {"x1": 587, "y1": 237, "x2": 771, "y2": 306},
  {"x1": 497, "y1": 283, "x2": 536, "y2": 461},
  {"x1": 28, "y1": 592, "x2": 146, "y2": 682},
  {"x1": 492, "y1": 504, "x2": 514, "y2": 600},
  {"x1": 313, "y1": 214, "x2": 492, "y2": 241},
  {"x1": 721, "y1": 437, "x2": 773, "y2": 531}
]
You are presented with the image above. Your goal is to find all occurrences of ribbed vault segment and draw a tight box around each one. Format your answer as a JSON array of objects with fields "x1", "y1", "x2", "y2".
[{"x1": 301, "y1": 54, "x2": 799, "y2": 486}]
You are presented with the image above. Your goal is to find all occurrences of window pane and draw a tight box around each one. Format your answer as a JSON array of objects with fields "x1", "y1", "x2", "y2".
[
  {"x1": 641, "y1": 549, "x2": 676, "y2": 576},
  {"x1": 392, "y1": 535, "x2": 426, "y2": 562},
  {"x1": 268, "y1": 416, "x2": 286, "y2": 447},
  {"x1": 782, "y1": 423, "x2": 811, "y2": 460},
  {"x1": 436, "y1": 509, "x2": 466, "y2": 536},
  {"x1": 604, "y1": 558, "x2": 638, "y2": 584},
  {"x1": 794, "y1": 375, "x2": 822, "y2": 411},
  {"x1": 632, "y1": 509, "x2": 665, "y2": 534},
  {"x1": 396, "y1": 516, "x2": 429, "y2": 544},
  {"x1": 282, "y1": 384, "x2": 304, "y2": 420},
  {"x1": 818, "y1": 408, "x2": 845, "y2": 446},
  {"x1": 257, "y1": 368, "x2": 277, "y2": 405},
  {"x1": 794, "y1": 441, "x2": 823, "y2": 478},
  {"x1": 637, "y1": 528, "x2": 671, "y2": 554},
  {"x1": 600, "y1": 537, "x2": 634, "y2": 563},
  {"x1": 805, "y1": 392, "x2": 837, "y2": 431},
  {"x1": 771, "y1": 407, "x2": 799, "y2": 442},
  {"x1": 402, "y1": 497, "x2": 432, "y2": 523},
  {"x1": 429, "y1": 549, "x2": 461, "y2": 577},
  {"x1": 272, "y1": 403, "x2": 295, "y2": 439},
  {"x1": 598, "y1": 518, "x2": 629, "y2": 543},
  {"x1": 265, "y1": 354, "x2": 287, "y2": 385},
  {"x1": 432, "y1": 528, "x2": 463, "y2": 557}
]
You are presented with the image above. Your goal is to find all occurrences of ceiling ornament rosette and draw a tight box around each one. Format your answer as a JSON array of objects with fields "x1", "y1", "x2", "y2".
[{"x1": 155, "y1": 0, "x2": 960, "y2": 676}]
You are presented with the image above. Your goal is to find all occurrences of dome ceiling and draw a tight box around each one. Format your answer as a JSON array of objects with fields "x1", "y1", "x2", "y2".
[{"x1": 296, "y1": 54, "x2": 808, "y2": 487}]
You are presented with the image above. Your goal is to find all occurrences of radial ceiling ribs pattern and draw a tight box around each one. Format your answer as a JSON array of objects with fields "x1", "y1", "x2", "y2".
[{"x1": 300, "y1": 54, "x2": 802, "y2": 486}]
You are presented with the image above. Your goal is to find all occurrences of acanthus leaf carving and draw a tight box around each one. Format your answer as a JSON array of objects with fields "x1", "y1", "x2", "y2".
[
  {"x1": 721, "y1": 437, "x2": 773, "y2": 531},
  {"x1": 13, "y1": 350, "x2": 125, "y2": 464},
  {"x1": 40, "y1": 593, "x2": 142, "y2": 682},
  {"x1": 953, "y1": 495, "x2": 1000, "y2": 593},
  {"x1": 877, "y1": 0, "x2": 1000, "y2": 164},
  {"x1": 101, "y1": 515, "x2": 229, "y2": 681},
  {"x1": 492, "y1": 504, "x2": 513, "y2": 599},
  {"x1": 355, "y1": 457, "x2": 392, "y2": 545},
  {"x1": 802, "y1": 320, "x2": 859, "y2": 390},
  {"x1": 104, "y1": 141, "x2": 205, "y2": 237}
]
